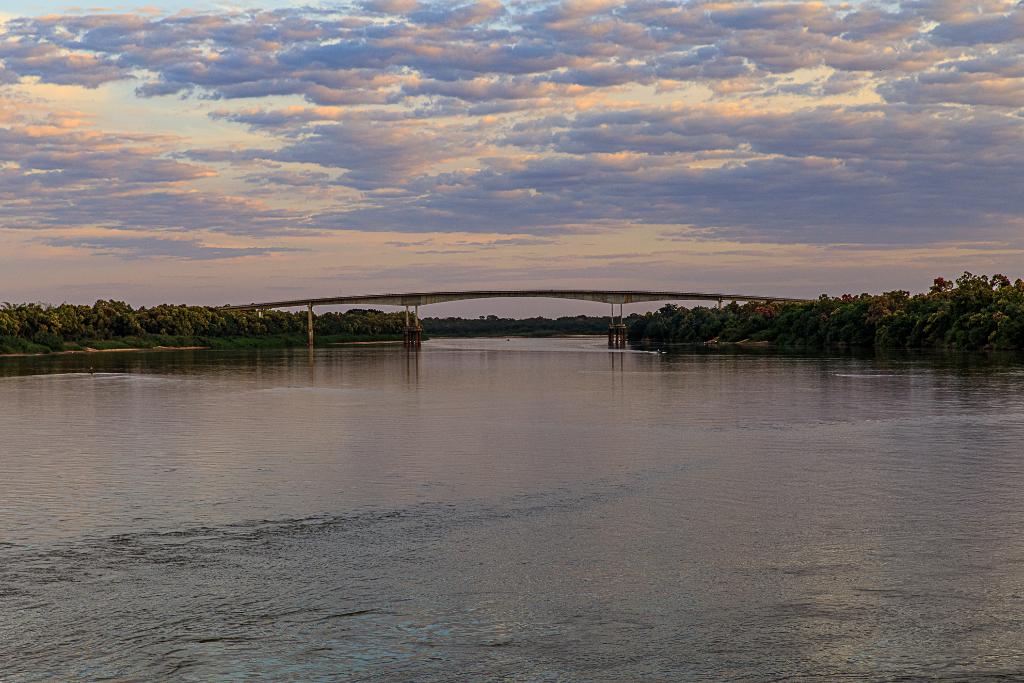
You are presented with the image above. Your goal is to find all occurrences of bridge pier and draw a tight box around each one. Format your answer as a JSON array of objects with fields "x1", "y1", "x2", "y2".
[
  {"x1": 608, "y1": 302, "x2": 627, "y2": 348},
  {"x1": 404, "y1": 305, "x2": 422, "y2": 348},
  {"x1": 608, "y1": 324, "x2": 627, "y2": 347},
  {"x1": 307, "y1": 302, "x2": 314, "y2": 348}
]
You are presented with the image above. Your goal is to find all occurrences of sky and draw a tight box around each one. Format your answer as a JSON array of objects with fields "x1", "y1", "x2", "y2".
[{"x1": 1, "y1": 0, "x2": 1022, "y2": 314}]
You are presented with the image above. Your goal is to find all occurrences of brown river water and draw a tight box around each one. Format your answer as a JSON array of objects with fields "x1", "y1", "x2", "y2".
[{"x1": 2, "y1": 338, "x2": 1024, "y2": 681}]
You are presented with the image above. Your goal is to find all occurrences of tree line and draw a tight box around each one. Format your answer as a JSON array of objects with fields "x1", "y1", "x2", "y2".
[
  {"x1": 0, "y1": 303, "x2": 409, "y2": 353},
  {"x1": 3, "y1": 273, "x2": 1022, "y2": 354},
  {"x1": 421, "y1": 314, "x2": 611, "y2": 337},
  {"x1": 628, "y1": 273, "x2": 1024, "y2": 351}
]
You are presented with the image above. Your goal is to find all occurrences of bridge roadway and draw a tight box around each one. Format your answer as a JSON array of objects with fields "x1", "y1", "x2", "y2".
[
  {"x1": 223, "y1": 290, "x2": 813, "y2": 348},
  {"x1": 224, "y1": 289, "x2": 810, "y2": 310}
]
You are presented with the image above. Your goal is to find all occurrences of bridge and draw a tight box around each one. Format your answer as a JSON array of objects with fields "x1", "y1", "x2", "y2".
[{"x1": 224, "y1": 289, "x2": 813, "y2": 348}]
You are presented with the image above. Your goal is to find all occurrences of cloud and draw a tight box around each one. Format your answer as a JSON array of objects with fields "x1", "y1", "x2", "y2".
[
  {"x1": 927, "y1": 3, "x2": 1024, "y2": 45},
  {"x1": 0, "y1": 38, "x2": 127, "y2": 87},
  {"x1": 0, "y1": 1, "x2": 996, "y2": 104},
  {"x1": 0, "y1": 88, "x2": 315, "y2": 244},
  {"x1": 317, "y1": 101, "x2": 1024, "y2": 244},
  {"x1": 882, "y1": 54, "x2": 1024, "y2": 106},
  {"x1": 1, "y1": 0, "x2": 1023, "y2": 257},
  {"x1": 0, "y1": 3, "x2": 1016, "y2": 111},
  {"x1": 44, "y1": 235, "x2": 302, "y2": 259}
]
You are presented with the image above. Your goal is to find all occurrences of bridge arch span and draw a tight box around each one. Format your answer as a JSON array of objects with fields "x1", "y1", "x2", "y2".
[{"x1": 225, "y1": 289, "x2": 810, "y2": 311}]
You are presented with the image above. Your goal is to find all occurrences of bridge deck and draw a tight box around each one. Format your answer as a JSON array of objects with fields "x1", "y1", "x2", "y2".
[{"x1": 224, "y1": 289, "x2": 812, "y2": 310}]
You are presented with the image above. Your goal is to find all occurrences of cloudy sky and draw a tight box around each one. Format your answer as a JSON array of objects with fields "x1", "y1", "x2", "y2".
[{"x1": 1, "y1": 0, "x2": 1022, "y2": 312}]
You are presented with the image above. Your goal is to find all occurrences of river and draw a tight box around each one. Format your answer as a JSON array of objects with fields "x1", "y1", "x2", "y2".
[{"x1": 3, "y1": 338, "x2": 1024, "y2": 680}]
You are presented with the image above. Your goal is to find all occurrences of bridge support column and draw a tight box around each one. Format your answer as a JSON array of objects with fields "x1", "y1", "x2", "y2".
[
  {"x1": 608, "y1": 302, "x2": 627, "y2": 348},
  {"x1": 307, "y1": 302, "x2": 314, "y2": 348},
  {"x1": 608, "y1": 324, "x2": 627, "y2": 347},
  {"x1": 404, "y1": 305, "x2": 422, "y2": 348}
]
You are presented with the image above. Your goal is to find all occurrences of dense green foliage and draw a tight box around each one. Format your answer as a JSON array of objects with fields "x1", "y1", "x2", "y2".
[
  {"x1": 628, "y1": 273, "x2": 1024, "y2": 350},
  {"x1": 0, "y1": 302, "x2": 407, "y2": 354},
  {"x1": 422, "y1": 314, "x2": 615, "y2": 337}
]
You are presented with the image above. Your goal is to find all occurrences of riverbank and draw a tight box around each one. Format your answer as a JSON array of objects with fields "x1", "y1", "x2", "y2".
[
  {"x1": 0, "y1": 345, "x2": 210, "y2": 358},
  {"x1": 1, "y1": 332, "x2": 620, "y2": 357},
  {"x1": 0, "y1": 333, "x2": 405, "y2": 357}
]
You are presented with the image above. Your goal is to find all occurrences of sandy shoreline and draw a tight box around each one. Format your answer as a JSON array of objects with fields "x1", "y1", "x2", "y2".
[
  {"x1": 1, "y1": 335, "x2": 606, "y2": 358},
  {"x1": 330, "y1": 340, "x2": 405, "y2": 345},
  {"x1": 0, "y1": 345, "x2": 210, "y2": 359}
]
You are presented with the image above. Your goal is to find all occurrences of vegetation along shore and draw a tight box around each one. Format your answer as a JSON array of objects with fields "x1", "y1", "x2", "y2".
[
  {"x1": 0, "y1": 305, "x2": 408, "y2": 355},
  {"x1": 2, "y1": 273, "x2": 1021, "y2": 355},
  {"x1": 629, "y1": 273, "x2": 1024, "y2": 351}
]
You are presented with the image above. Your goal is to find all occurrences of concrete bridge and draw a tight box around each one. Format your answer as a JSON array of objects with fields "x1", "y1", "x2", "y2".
[{"x1": 224, "y1": 289, "x2": 812, "y2": 348}]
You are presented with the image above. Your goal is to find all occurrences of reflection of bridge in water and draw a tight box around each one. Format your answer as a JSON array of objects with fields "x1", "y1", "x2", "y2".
[{"x1": 224, "y1": 290, "x2": 813, "y2": 348}]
